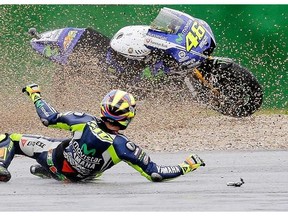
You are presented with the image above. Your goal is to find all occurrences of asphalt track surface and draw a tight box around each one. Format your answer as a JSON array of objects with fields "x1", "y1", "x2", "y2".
[{"x1": 1, "y1": 151, "x2": 288, "y2": 211}]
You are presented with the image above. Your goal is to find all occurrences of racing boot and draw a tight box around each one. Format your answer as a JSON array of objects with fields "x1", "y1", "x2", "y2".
[
  {"x1": 30, "y1": 164, "x2": 52, "y2": 179},
  {"x1": 0, "y1": 134, "x2": 15, "y2": 182}
]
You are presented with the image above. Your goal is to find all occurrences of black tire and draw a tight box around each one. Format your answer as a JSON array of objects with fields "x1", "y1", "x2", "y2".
[{"x1": 189, "y1": 60, "x2": 263, "y2": 117}]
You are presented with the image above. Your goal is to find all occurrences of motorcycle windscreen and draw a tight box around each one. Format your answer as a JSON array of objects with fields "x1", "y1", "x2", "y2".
[
  {"x1": 147, "y1": 7, "x2": 216, "y2": 64},
  {"x1": 30, "y1": 28, "x2": 86, "y2": 64},
  {"x1": 150, "y1": 7, "x2": 184, "y2": 34}
]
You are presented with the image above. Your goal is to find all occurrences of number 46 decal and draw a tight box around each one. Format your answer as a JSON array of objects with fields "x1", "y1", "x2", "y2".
[{"x1": 186, "y1": 21, "x2": 206, "y2": 51}]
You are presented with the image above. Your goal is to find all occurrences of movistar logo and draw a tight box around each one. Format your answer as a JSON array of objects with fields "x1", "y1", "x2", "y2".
[
  {"x1": 81, "y1": 143, "x2": 96, "y2": 156},
  {"x1": 176, "y1": 33, "x2": 183, "y2": 44}
]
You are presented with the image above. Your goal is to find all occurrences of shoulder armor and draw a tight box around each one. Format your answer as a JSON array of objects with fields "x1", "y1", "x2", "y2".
[{"x1": 73, "y1": 112, "x2": 85, "y2": 117}]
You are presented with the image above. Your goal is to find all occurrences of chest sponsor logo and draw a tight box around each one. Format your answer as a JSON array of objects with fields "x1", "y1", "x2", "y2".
[
  {"x1": 81, "y1": 143, "x2": 96, "y2": 156},
  {"x1": 64, "y1": 140, "x2": 104, "y2": 175},
  {"x1": 73, "y1": 141, "x2": 102, "y2": 165}
]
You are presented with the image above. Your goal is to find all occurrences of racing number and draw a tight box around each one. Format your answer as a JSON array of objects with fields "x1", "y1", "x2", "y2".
[
  {"x1": 89, "y1": 121, "x2": 113, "y2": 142},
  {"x1": 186, "y1": 21, "x2": 206, "y2": 51}
]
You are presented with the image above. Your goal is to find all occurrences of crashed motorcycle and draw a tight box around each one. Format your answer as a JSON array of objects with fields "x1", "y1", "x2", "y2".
[{"x1": 28, "y1": 7, "x2": 263, "y2": 117}]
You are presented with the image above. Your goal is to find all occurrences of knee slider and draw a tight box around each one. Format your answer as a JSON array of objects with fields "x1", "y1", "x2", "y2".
[{"x1": 151, "y1": 173, "x2": 163, "y2": 182}]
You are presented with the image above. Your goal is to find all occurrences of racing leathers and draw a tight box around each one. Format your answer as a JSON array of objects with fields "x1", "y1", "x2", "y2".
[{"x1": 0, "y1": 95, "x2": 205, "y2": 182}]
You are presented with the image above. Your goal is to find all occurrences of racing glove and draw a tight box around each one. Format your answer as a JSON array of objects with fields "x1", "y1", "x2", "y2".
[
  {"x1": 179, "y1": 154, "x2": 205, "y2": 175},
  {"x1": 22, "y1": 83, "x2": 41, "y2": 103}
]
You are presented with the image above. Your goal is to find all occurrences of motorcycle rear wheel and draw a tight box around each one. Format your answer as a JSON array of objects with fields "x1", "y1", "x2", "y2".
[{"x1": 186, "y1": 60, "x2": 263, "y2": 117}]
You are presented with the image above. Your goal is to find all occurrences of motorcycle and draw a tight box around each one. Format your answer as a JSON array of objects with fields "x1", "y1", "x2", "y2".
[{"x1": 28, "y1": 7, "x2": 263, "y2": 117}]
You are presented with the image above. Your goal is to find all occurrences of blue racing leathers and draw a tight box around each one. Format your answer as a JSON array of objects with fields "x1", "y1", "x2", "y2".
[{"x1": 7, "y1": 98, "x2": 186, "y2": 182}]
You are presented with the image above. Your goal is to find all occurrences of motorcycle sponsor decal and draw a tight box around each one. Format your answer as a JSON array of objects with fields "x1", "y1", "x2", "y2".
[
  {"x1": 43, "y1": 45, "x2": 60, "y2": 57},
  {"x1": 199, "y1": 35, "x2": 208, "y2": 48},
  {"x1": 147, "y1": 32, "x2": 167, "y2": 41},
  {"x1": 148, "y1": 40, "x2": 168, "y2": 49},
  {"x1": 181, "y1": 58, "x2": 197, "y2": 66},
  {"x1": 178, "y1": 55, "x2": 190, "y2": 63},
  {"x1": 156, "y1": 165, "x2": 181, "y2": 174},
  {"x1": 185, "y1": 21, "x2": 206, "y2": 52},
  {"x1": 63, "y1": 30, "x2": 78, "y2": 50},
  {"x1": 178, "y1": 51, "x2": 186, "y2": 58},
  {"x1": 182, "y1": 19, "x2": 193, "y2": 34},
  {"x1": 175, "y1": 33, "x2": 183, "y2": 44},
  {"x1": 178, "y1": 51, "x2": 190, "y2": 63}
]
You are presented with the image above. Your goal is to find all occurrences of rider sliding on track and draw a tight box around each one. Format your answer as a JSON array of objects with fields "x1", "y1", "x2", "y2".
[{"x1": 0, "y1": 84, "x2": 205, "y2": 182}]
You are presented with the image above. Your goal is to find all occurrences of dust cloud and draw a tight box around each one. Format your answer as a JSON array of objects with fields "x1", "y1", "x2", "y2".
[{"x1": 1, "y1": 53, "x2": 287, "y2": 152}]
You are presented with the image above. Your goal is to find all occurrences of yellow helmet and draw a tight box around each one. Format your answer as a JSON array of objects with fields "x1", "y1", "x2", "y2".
[{"x1": 100, "y1": 90, "x2": 136, "y2": 130}]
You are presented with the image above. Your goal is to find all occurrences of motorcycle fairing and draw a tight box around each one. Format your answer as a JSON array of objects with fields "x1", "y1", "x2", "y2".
[
  {"x1": 30, "y1": 27, "x2": 86, "y2": 64},
  {"x1": 145, "y1": 7, "x2": 216, "y2": 65}
]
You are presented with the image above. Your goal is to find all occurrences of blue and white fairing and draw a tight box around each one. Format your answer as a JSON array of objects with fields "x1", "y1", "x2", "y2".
[
  {"x1": 144, "y1": 7, "x2": 216, "y2": 66},
  {"x1": 30, "y1": 28, "x2": 86, "y2": 64}
]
